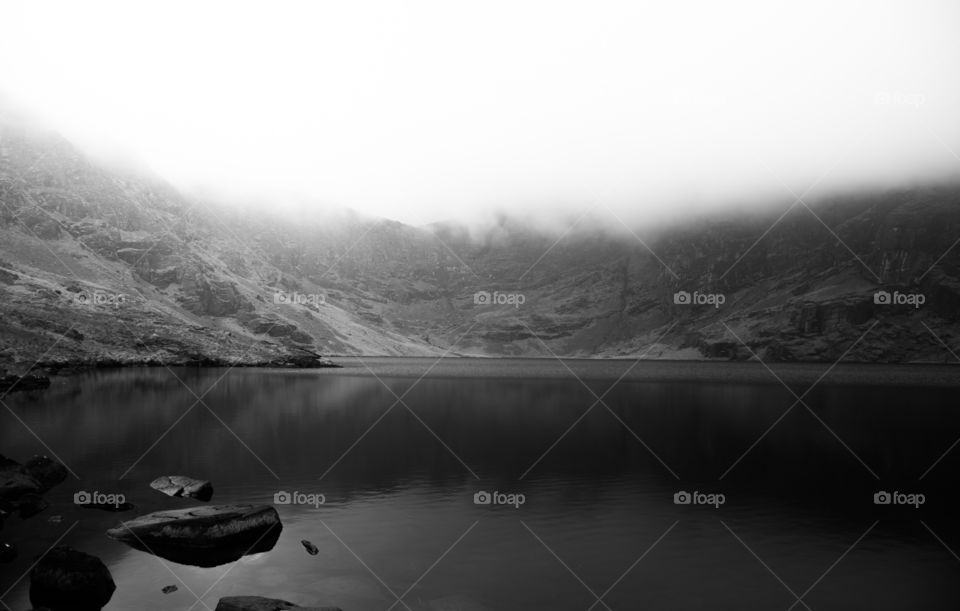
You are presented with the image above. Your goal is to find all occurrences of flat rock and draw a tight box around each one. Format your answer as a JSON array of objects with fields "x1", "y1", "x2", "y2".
[
  {"x1": 29, "y1": 546, "x2": 116, "y2": 611},
  {"x1": 215, "y1": 596, "x2": 342, "y2": 611},
  {"x1": 106, "y1": 504, "x2": 281, "y2": 568},
  {"x1": 150, "y1": 475, "x2": 214, "y2": 501}
]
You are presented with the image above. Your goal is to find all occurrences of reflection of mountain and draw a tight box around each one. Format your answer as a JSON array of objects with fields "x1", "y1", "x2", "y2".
[
  {"x1": 2, "y1": 109, "x2": 959, "y2": 367},
  {"x1": 3, "y1": 367, "x2": 959, "y2": 510}
]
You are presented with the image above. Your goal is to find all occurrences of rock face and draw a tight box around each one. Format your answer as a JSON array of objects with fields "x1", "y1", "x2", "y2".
[
  {"x1": 150, "y1": 475, "x2": 214, "y2": 501},
  {"x1": 105, "y1": 504, "x2": 282, "y2": 568},
  {"x1": 215, "y1": 596, "x2": 342, "y2": 611},
  {"x1": 180, "y1": 271, "x2": 251, "y2": 317},
  {"x1": 29, "y1": 546, "x2": 116, "y2": 611}
]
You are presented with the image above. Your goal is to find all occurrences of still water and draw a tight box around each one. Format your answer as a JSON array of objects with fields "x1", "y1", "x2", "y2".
[{"x1": 2, "y1": 359, "x2": 959, "y2": 610}]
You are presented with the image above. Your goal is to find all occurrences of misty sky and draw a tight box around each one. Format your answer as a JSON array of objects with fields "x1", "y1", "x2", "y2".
[{"x1": 1, "y1": 0, "x2": 959, "y2": 226}]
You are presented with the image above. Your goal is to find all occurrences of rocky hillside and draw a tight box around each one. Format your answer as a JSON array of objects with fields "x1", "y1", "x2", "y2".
[
  {"x1": 1, "y1": 109, "x2": 959, "y2": 372},
  {"x1": 0, "y1": 112, "x2": 441, "y2": 375}
]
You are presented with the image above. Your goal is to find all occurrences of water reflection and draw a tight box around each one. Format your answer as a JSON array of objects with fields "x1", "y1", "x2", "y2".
[{"x1": 1, "y1": 362, "x2": 958, "y2": 610}]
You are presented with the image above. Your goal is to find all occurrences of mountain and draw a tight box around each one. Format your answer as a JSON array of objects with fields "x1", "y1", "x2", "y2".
[{"x1": 1, "y1": 110, "x2": 959, "y2": 375}]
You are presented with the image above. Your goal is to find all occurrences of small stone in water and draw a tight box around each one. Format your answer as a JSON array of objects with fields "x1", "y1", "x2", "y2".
[
  {"x1": 162, "y1": 584, "x2": 178, "y2": 594},
  {"x1": 301, "y1": 539, "x2": 319, "y2": 555},
  {"x1": 0, "y1": 542, "x2": 16, "y2": 562}
]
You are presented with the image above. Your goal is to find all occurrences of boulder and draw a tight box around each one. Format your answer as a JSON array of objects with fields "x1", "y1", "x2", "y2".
[
  {"x1": 24, "y1": 456, "x2": 68, "y2": 490},
  {"x1": 29, "y1": 546, "x2": 116, "y2": 611},
  {"x1": 215, "y1": 596, "x2": 342, "y2": 611},
  {"x1": 149, "y1": 475, "x2": 214, "y2": 501},
  {"x1": 106, "y1": 504, "x2": 282, "y2": 568},
  {"x1": 301, "y1": 539, "x2": 319, "y2": 556}
]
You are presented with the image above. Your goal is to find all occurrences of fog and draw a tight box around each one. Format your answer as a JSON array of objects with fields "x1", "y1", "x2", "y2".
[{"x1": 1, "y1": 0, "x2": 959, "y2": 227}]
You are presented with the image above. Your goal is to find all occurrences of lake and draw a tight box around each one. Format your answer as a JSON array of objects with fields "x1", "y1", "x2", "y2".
[{"x1": 2, "y1": 358, "x2": 959, "y2": 610}]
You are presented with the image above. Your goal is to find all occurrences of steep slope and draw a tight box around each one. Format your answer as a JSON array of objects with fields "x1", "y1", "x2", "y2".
[
  {"x1": 0, "y1": 113, "x2": 442, "y2": 375},
  {"x1": 1, "y1": 110, "x2": 959, "y2": 371}
]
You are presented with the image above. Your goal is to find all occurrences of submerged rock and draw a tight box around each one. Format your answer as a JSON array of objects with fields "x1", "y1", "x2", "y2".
[
  {"x1": 150, "y1": 475, "x2": 214, "y2": 501},
  {"x1": 106, "y1": 504, "x2": 282, "y2": 568},
  {"x1": 24, "y1": 456, "x2": 68, "y2": 490},
  {"x1": 29, "y1": 546, "x2": 116, "y2": 611},
  {"x1": 162, "y1": 584, "x2": 178, "y2": 594},
  {"x1": 79, "y1": 500, "x2": 135, "y2": 512},
  {"x1": 0, "y1": 454, "x2": 43, "y2": 501},
  {"x1": 215, "y1": 596, "x2": 342, "y2": 611},
  {"x1": 0, "y1": 454, "x2": 67, "y2": 513},
  {"x1": 17, "y1": 492, "x2": 48, "y2": 518}
]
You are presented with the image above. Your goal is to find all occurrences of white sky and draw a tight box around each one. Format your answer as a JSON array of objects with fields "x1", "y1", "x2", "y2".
[{"x1": 1, "y1": 0, "x2": 959, "y2": 226}]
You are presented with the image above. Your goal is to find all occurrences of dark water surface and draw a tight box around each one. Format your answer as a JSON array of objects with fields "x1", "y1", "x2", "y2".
[{"x1": 2, "y1": 359, "x2": 960, "y2": 610}]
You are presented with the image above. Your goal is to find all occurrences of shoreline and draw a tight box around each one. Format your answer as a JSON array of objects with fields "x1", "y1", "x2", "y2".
[{"x1": 7, "y1": 356, "x2": 956, "y2": 390}]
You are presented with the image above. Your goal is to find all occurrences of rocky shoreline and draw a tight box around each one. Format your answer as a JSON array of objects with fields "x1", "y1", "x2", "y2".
[{"x1": 2, "y1": 454, "x2": 343, "y2": 610}]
